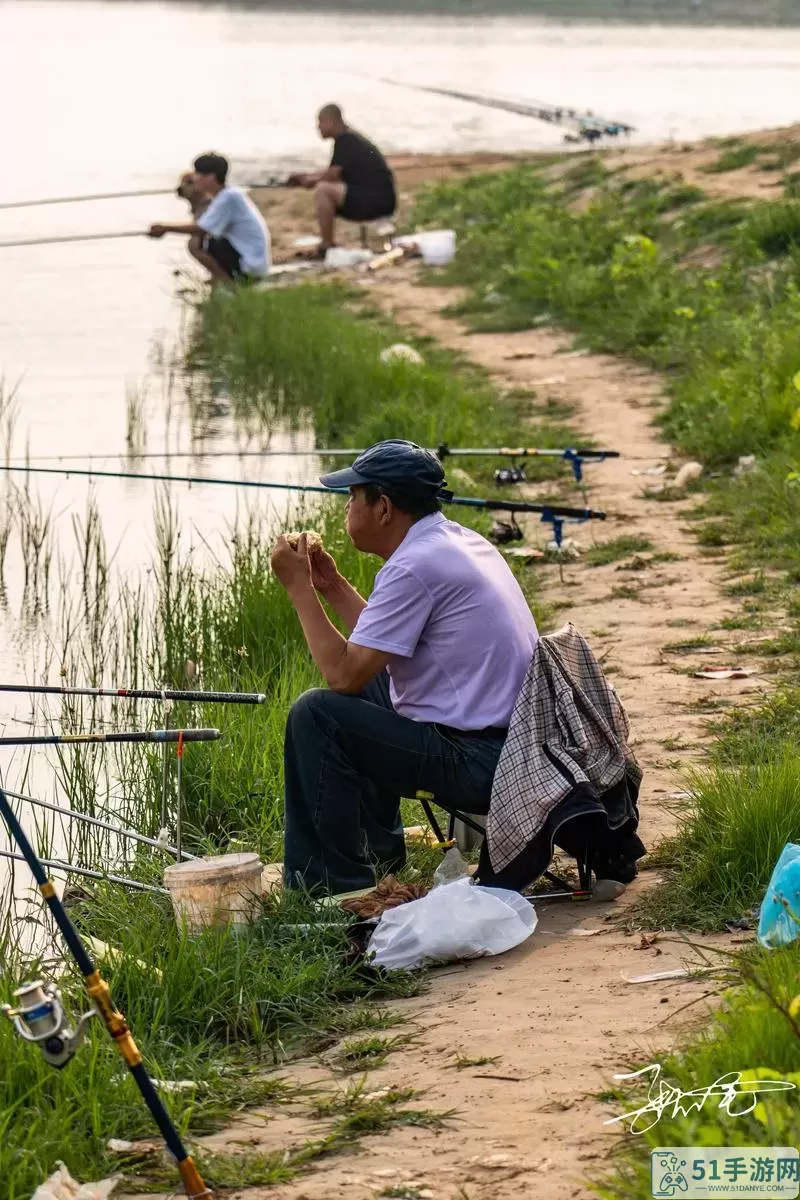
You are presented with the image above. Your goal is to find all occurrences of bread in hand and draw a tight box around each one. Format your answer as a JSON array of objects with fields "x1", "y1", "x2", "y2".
[{"x1": 285, "y1": 530, "x2": 323, "y2": 553}]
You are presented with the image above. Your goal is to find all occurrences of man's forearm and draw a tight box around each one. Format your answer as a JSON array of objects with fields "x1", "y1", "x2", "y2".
[
  {"x1": 318, "y1": 576, "x2": 367, "y2": 635},
  {"x1": 164, "y1": 222, "x2": 203, "y2": 235},
  {"x1": 288, "y1": 581, "x2": 349, "y2": 683}
]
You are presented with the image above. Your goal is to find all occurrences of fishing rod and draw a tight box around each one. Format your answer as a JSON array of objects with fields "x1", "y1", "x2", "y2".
[
  {"x1": 0, "y1": 846, "x2": 167, "y2": 894},
  {"x1": 0, "y1": 186, "x2": 180, "y2": 210},
  {"x1": 436, "y1": 445, "x2": 619, "y2": 485},
  {"x1": 0, "y1": 728, "x2": 221, "y2": 748},
  {"x1": 0, "y1": 176, "x2": 287, "y2": 213},
  {"x1": 380, "y1": 78, "x2": 635, "y2": 136},
  {"x1": 453, "y1": 497, "x2": 604, "y2": 546},
  {"x1": 4, "y1": 786, "x2": 194, "y2": 861},
  {"x1": 0, "y1": 463, "x2": 606, "y2": 543},
  {"x1": 0, "y1": 683, "x2": 265, "y2": 705},
  {"x1": 0, "y1": 787, "x2": 212, "y2": 1197},
  {"x1": 14, "y1": 445, "x2": 620, "y2": 485},
  {"x1": 0, "y1": 230, "x2": 145, "y2": 250}
]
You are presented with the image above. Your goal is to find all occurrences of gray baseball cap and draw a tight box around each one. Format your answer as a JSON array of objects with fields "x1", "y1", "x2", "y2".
[{"x1": 319, "y1": 439, "x2": 449, "y2": 498}]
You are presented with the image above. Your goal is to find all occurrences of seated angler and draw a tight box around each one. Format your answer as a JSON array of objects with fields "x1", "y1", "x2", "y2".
[
  {"x1": 270, "y1": 439, "x2": 539, "y2": 895},
  {"x1": 287, "y1": 105, "x2": 396, "y2": 257}
]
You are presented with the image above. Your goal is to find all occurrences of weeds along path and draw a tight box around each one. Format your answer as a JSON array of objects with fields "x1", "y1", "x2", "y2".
[{"x1": 118, "y1": 274, "x2": 774, "y2": 1200}]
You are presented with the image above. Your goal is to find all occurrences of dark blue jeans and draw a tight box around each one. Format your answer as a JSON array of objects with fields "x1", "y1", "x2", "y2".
[{"x1": 283, "y1": 672, "x2": 505, "y2": 894}]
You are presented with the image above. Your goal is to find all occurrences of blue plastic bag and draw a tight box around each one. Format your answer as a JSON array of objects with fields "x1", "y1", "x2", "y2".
[{"x1": 758, "y1": 843, "x2": 800, "y2": 948}]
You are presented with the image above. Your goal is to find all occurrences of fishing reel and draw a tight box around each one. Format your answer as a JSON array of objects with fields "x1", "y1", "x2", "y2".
[
  {"x1": 2, "y1": 979, "x2": 95, "y2": 1069},
  {"x1": 489, "y1": 514, "x2": 524, "y2": 545},
  {"x1": 494, "y1": 464, "x2": 527, "y2": 486}
]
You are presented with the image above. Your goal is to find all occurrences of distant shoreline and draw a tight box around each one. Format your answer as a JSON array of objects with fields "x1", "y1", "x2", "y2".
[{"x1": 96, "y1": 0, "x2": 800, "y2": 29}]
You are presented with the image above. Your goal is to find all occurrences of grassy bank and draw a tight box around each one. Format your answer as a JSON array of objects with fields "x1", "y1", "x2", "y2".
[
  {"x1": 192, "y1": 281, "x2": 573, "y2": 472},
  {"x1": 0, "y1": 502, "x2": 428, "y2": 1198},
  {"x1": 0, "y1": 881, "x2": 423, "y2": 1197}
]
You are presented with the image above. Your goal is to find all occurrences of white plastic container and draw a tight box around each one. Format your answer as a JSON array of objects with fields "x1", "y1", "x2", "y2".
[
  {"x1": 324, "y1": 247, "x2": 373, "y2": 269},
  {"x1": 163, "y1": 852, "x2": 263, "y2": 934},
  {"x1": 395, "y1": 230, "x2": 457, "y2": 266}
]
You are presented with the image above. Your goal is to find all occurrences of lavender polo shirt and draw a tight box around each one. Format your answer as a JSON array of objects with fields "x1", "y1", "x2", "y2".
[{"x1": 349, "y1": 513, "x2": 539, "y2": 729}]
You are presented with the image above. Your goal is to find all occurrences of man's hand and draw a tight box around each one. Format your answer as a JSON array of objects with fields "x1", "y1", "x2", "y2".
[
  {"x1": 286, "y1": 172, "x2": 320, "y2": 190},
  {"x1": 271, "y1": 533, "x2": 313, "y2": 593},
  {"x1": 310, "y1": 544, "x2": 340, "y2": 593},
  {"x1": 148, "y1": 224, "x2": 167, "y2": 238}
]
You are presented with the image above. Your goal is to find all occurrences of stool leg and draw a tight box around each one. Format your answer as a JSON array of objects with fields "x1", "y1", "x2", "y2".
[{"x1": 417, "y1": 795, "x2": 447, "y2": 846}]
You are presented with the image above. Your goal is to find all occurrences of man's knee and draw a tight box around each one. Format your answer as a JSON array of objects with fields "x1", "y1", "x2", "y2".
[
  {"x1": 287, "y1": 687, "x2": 335, "y2": 732},
  {"x1": 314, "y1": 181, "x2": 343, "y2": 208}
]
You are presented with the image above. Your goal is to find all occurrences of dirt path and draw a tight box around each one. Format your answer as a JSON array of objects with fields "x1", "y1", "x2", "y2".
[{"x1": 124, "y1": 266, "x2": 776, "y2": 1200}]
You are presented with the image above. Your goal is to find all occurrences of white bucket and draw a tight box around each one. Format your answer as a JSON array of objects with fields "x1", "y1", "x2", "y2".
[
  {"x1": 163, "y1": 852, "x2": 263, "y2": 935},
  {"x1": 395, "y1": 229, "x2": 456, "y2": 266}
]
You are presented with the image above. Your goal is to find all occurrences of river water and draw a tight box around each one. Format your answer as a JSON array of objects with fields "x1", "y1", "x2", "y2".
[
  {"x1": 2, "y1": 3, "x2": 800, "y2": 602},
  {"x1": 0, "y1": 1, "x2": 799, "y2": 902}
]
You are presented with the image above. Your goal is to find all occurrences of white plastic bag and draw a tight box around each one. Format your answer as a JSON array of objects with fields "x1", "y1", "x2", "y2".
[
  {"x1": 432, "y1": 845, "x2": 470, "y2": 886},
  {"x1": 367, "y1": 876, "x2": 537, "y2": 970},
  {"x1": 30, "y1": 1163, "x2": 118, "y2": 1200}
]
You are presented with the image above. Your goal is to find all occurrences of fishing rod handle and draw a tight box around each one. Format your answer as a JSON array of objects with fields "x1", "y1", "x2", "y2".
[
  {"x1": 123, "y1": 688, "x2": 266, "y2": 705},
  {"x1": 75, "y1": 728, "x2": 222, "y2": 744},
  {"x1": 0, "y1": 729, "x2": 222, "y2": 746},
  {"x1": 0, "y1": 683, "x2": 265, "y2": 704},
  {"x1": 136, "y1": 728, "x2": 221, "y2": 743},
  {"x1": 0, "y1": 788, "x2": 213, "y2": 1197},
  {"x1": 87, "y1": 965, "x2": 211, "y2": 1194},
  {"x1": 85, "y1": 975, "x2": 197, "y2": 1167}
]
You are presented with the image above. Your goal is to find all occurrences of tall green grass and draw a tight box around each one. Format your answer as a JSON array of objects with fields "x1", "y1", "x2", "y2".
[
  {"x1": 191, "y1": 282, "x2": 574, "y2": 486},
  {"x1": 639, "y1": 755, "x2": 800, "y2": 929}
]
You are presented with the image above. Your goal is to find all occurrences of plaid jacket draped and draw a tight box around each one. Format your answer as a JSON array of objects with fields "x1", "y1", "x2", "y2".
[{"x1": 486, "y1": 623, "x2": 642, "y2": 873}]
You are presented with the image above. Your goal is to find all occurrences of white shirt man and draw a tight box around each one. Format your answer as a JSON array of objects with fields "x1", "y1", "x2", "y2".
[
  {"x1": 198, "y1": 185, "x2": 270, "y2": 278},
  {"x1": 148, "y1": 151, "x2": 270, "y2": 283}
]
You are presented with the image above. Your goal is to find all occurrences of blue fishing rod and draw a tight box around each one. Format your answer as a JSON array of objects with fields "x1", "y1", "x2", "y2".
[
  {"x1": 0, "y1": 464, "x2": 606, "y2": 546},
  {"x1": 13, "y1": 445, "x2": 620, "y2": 487}
]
